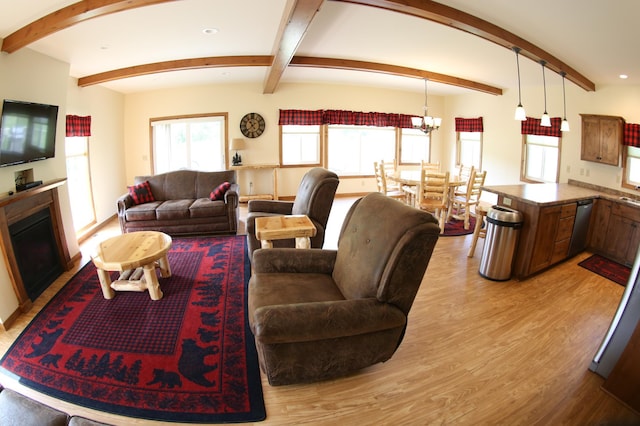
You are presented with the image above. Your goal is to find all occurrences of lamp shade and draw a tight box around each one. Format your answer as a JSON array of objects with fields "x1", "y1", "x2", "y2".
[{"x1": 231, "y1": 138, "x2": 245, "y2": 151}]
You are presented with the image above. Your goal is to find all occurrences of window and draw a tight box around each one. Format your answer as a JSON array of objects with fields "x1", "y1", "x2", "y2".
[
  {"x1": 281, "y1": 125, "x2": 321, "y2": 166},
  {"x1": 327, "y1": 125, "x2": 395, "y2": 175},
  {"x1": 65, "y1": 136, "x2": 96, "y2": 234},
  {"x1": 400, "y1": 128, "x2": 430, "y2": 165},
  {"x1": 151, "y1": 114, "x2": 226, "y2": 173},
  {"x1": 522, "y1": 134, "x2": 560, "y2": 183},
  {"x1": 457, "y1": 131, "x2": 482, "y2": 170},
  {"x1": 622, "y1": 146, "x2": 640, "y2": 190}
]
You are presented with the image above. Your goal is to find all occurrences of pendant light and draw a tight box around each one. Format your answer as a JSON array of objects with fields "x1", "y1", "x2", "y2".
[
  {"x1": 411, "y1": 78, "x2": 442, "y2": 133},
  {"x1": 560, "y1": 71, "x2": 570, "y2": 132},
  {"x1": 513, "y1": 47, "x2": 526, "y2": 121},
  {"x1": 540, "y1": 60, "x2": 551, "y2": 127}
]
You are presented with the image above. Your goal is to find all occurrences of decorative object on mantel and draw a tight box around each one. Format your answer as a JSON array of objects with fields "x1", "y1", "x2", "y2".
[
  {"x1": 539, "y1": 60, "x2": 551, "y2": 127},
  {"x1": 513, "y1": 47, "x2": 527, "y2": 121},
  {"x1": 560, "y1": 71, "x2": 570, "y2": 132},
  {"x1": 411, "y1": 78, "x2": 441, "y2": 133},
  {"x1": 231, "y1": 137, "x2": 245, "y2": 166}
]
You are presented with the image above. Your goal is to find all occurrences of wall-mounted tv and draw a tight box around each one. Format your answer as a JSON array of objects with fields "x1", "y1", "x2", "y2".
[{"x1": 0, "y1": 99, "x2": 59, "y2": 167}]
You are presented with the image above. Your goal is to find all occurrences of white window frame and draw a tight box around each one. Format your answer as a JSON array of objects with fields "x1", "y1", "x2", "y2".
[
  {"x1": 521, "y1": 134, "x2": 561, "y2": 183},
  {"x1": 456, "y1": 131, "x2": 482, "y2": 170},
  {"x1": 150, "y1": 113, "x2": 227, "y2": 173},
  {"x1": 622, "y1": 146, "x2": 640, "y2": 190},
  {"x1": 280, "y1": 125, "x2": 321, "y2": 167},
  {"x1": 327, "y1": 125, "x2": 396, "y2": 176},
  {"x1": 65, "y1": 136, "x2": 96, "y2": 236},
  {"x1": 400, "y1": 128, "x2": 431, "y2": 165}
]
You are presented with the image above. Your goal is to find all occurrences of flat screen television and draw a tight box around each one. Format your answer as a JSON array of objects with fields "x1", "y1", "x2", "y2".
[{"x1": 0, "y1": 99, "x2": 59, "y2": 167}]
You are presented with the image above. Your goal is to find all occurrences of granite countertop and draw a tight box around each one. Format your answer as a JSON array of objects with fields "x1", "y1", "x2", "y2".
[{"x1": 483, "y1": 181, "x2": 640, "y2": 207}]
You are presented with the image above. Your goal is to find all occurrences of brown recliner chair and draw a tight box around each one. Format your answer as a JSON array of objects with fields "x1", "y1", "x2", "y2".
[
  {"x1": 245, "y1": 167, "x2": 339, "y2": 259},
  {"x1": 248, "y1": 192, "x2": 440, "y2": 385}
]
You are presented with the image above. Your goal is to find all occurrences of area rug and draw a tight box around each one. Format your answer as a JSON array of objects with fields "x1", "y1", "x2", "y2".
[
  {"x1": 578, "y1": 254, "x2": 631, "y2": 286},
  {"x1": 442, "y1": 216, "x2": 476, "y2": 237},
  {"x1": 0, "y1": 235, "x2": 266, "y2": 423}
]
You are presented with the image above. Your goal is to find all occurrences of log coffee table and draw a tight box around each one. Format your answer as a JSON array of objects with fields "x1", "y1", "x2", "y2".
[
  {"x1": 91, "y1": 231, "x2": 172, "y2": 300},
  {"x1": 255, "y1": 215, "x2": 317, "y2": 249}
]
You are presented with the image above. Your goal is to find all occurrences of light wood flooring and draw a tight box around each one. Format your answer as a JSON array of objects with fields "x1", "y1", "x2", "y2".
[{"x1": 1, "y1": 196, "x2": 639, "y2": 425}]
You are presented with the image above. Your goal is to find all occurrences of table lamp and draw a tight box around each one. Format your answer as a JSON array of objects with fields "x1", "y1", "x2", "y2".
[{"x1": 231, "y1": 138, "x2": 245, "y2": 166}]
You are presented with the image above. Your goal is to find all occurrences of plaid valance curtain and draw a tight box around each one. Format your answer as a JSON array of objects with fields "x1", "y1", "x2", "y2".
[
  {"x1": 623, "y1": 122, "x2": 640, "y2": 147},
  {"x1": 455, "y1": 117, "x2": 483, "y2": 132},
  {"x1": 521, "y1": 117, "x2": 562, "y2": 137},
  {"x1": 279, "y1": 109, "x2": 414, "y2": 129},
  {"x1": 66, "y1": 115, "x2": 92, "y2": 137}
]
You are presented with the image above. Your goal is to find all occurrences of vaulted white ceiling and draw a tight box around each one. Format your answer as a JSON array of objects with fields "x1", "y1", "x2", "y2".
[{"x1": 0, "y1": 0, "x2": 637, "y2": 95}]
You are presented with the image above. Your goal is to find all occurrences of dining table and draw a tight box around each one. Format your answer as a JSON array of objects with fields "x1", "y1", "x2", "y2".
[{"x1": 387, "y1": 169, "x2": 466, "y2": 211}]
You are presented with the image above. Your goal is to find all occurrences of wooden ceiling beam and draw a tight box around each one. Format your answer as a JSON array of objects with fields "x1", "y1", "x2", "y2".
[
  {"x1": 333, "y1": 0, "x2": 595, "y2": 91},
  {"x1": 263, "y1": 0, "x2": 325, "y2": 94},
  {"x1": 291, "y1": 56, "x2": 503, "y2": 95},
  {"x1": 1, "y1": 0, "x2": 179, "y2": 53},
  {"x1": 77, "y1": 56, "x2": 273, "y2": 87}
]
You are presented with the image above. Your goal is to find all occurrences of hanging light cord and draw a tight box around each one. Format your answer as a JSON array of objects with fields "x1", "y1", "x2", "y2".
[
  {"x1": 561, "y1": 71, "x2": 567, "y2": 118},
  {"x1": 423, "y1": 78, "x2": 429, "y2": 113},
  {"x1": 514, "y1": 47, "x2": 523, "y2": 105},
  {"x1": 541, "y1": 60, "x2": 548, "y2": 113}
]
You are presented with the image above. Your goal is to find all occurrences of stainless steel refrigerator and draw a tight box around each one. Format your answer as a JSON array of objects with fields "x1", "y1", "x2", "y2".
[{"x1": 590, "y1": 244, "x2": 640, "y2": 378}]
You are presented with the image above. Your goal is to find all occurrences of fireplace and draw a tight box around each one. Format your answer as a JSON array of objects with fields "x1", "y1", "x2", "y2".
[
  {"x1": 9, "y1": 208, "x2": 63, "y2": 301},
  {"x1": 0, "y1": 179, "x2": 72, "y2": 326}
]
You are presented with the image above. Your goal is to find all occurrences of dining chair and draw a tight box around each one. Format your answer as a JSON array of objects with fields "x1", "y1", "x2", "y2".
[
  {"x1": 417, "y1": 170, "x2": 450, "y2": 233},
  {"x1": 454, "y1": 164, "x2": 474, "y2": 197},
  {"x1": 374, "y1": 161, "x2": 406, "y2": 201},
  {"x1": 402, "y1": 160, "x2": 441, "y2": 206},
  {"x1": 448, "y1": 169, "x2": 487, "y2": 230}
]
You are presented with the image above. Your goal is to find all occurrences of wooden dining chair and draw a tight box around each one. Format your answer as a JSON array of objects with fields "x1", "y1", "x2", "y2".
[
  {"x1": 448, "y1": 169, "x2": 487, "y2": 230},
  {"x1": 402, "y1": 160, "x2": 441, "y2": 206},
  {"x1": 454, "y1": 164, "x2": 474, "y2": 197},
  {"x1": 374, "y1": 161, "x2": 406, "y2": 201},
  {"x1": 417, "y1": 170, "x2": 450, "y2": 233}
]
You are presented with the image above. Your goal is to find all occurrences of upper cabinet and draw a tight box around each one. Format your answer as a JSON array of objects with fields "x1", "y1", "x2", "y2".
[{"x1": 580, "y1": 114, "x2": 624, "y2": 166}]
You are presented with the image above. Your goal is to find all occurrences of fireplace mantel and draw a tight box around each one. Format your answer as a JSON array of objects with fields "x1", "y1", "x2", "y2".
[{"x1": 0, "y1": 179, "x2": 73, "y2": 316}]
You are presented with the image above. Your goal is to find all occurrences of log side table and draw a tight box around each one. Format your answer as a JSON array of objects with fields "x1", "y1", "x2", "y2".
[
  {"x1": 91, "y1": 231, "x2": 172, "y2": 300},
  {"x1": 255, "y1": 215, "x2": 317, "y2": 249}
]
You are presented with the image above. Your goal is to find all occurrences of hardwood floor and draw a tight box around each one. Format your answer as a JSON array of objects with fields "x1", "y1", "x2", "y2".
[{"x1": 1, "y1": 196, "x2": 639, "y2": 425}]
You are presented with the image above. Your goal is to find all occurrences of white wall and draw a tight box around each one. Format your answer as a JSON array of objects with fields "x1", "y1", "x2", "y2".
[{"x1": 123, "y1": 82, "x2": 443, "y2": 197}]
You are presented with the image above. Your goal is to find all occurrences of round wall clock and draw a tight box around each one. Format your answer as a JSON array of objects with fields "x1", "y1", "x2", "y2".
[{"x1": 239, "y1": 112, "x2": 266, "y2": 138}]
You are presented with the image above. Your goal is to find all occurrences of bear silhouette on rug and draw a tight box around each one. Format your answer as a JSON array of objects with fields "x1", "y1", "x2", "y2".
[{"x1": 178, "y1": 338, "x2": 219, "y2": 387}]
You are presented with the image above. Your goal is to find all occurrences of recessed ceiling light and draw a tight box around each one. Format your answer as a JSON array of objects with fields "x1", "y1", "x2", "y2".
[
  {"x1": 620, "y1": 74, "x2": 629, "y2": 79},
  {"x1": 202, "y1": 28, "x2": 219, "y2": 35}
]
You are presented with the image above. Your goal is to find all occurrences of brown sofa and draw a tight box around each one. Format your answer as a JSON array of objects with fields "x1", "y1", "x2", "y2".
[
  {"x1": 0, "y1": 385, "x2": 111, "y2": 425},
  {"x1": 248, "y1": 192, "x2": 440, "y2": 385},
  {"x1": 117, "y1": 170, "x2": 239, "y2": 236}
]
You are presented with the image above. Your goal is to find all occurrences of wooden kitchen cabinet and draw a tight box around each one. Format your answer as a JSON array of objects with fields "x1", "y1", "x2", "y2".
[
  {"x1": 588, "y1": 198, "x2": 612, "y2": 250},
  {"x1": 529, "y1": 203, "x2": 577, "y2": 274},
  {"x1": 602, "y1": 202, "x2": 640, "y2": 266},
  {"x1": 580, "y1": 114, "x2": 624, "y2": 166}
]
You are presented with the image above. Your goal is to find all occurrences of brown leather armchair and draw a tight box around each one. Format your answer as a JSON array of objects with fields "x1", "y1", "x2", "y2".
[
  {"x1": 245, "y1": 167, "x2": 339, "y2": 259},
  {"x1": 248, "y1": 192, "x2": 440, "y2": 385}
]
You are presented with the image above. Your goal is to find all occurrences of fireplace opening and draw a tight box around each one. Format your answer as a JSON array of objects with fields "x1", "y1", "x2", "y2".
[{"x1": 9, "y1": 208, "x2": 63, "y2": 301}]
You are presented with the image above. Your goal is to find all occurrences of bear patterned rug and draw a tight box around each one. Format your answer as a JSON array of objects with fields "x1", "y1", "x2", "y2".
[{"x1": 0, "y1": 236, "x2": 265, "y2": 423}]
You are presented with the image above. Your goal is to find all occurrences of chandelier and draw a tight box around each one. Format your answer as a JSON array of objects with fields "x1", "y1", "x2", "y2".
[{"x1": 411, "y1": 78, "x2": 441, "y2": 133}]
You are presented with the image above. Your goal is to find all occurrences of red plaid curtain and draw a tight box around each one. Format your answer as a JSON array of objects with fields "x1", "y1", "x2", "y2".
[
  {"x1": 66, "y1": 115, "x2": 92, "y2": 137},
  {"x1": 624, "y1": 122, "x2": 640, "y2": 147},
  {"x1": 279, "y1": 109, "x2": 414, "y2": 128},
  {"x1": 455, "y1": 117, "x2": 483, "y2": 132},
  {"x1": 278, "y1": 109, "x2": 324, "y2": 125},
  {"x1": 521, "y1": 117, "x2": 562, "y2": 137}
]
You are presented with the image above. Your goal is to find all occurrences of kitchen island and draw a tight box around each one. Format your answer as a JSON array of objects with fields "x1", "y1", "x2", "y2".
[{"x1": 482, "y1": 182, "x2": 634, "y2": 280}]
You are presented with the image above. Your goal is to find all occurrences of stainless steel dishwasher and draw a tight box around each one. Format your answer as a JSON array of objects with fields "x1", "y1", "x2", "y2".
[{"x1": 568, "y1": 199, "x2": 593, "y2": 257}]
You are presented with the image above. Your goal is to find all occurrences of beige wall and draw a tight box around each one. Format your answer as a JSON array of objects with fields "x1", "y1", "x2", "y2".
[{"x1": 123, "y1": 82, "x2": 443, "y2": 197}]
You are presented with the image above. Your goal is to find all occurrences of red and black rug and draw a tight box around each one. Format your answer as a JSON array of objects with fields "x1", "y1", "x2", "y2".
[
  {"x1": 0, "y1": 235, "x2": 265, "y2": 423},
  {"x1": 442, "y1": 216, "x2": 477, "y2": 237},
  {"x1": 578, "y1": 254, "x2": 631, "y2": 286}
]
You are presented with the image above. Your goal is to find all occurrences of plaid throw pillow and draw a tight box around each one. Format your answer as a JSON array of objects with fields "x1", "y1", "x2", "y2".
[
  {"x1": 210, "y1": 182, "x2": 231, "y2": 201},
  {"x1": 128, "y1": 180, "x2": 155, "y2": 205}
]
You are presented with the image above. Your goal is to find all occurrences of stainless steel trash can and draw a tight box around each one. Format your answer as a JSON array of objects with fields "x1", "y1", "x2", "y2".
[{"x1": 479, "y1": 205, "x2": 523, "y2": 281}]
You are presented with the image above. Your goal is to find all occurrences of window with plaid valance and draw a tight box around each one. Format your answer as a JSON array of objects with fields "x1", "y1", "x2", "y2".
[
  {"x1": 65, "y1": 115, "x2": 92, "y2": 137},
  {"x1": 624, "y1": 122, "x2": 640, "y2": 147},
  {"x1": 279, "y1": 109, "x2": 414, "y2": 128},
  {"x1": 455, "y1": 117, "x2": 483, "y2": 132},
  {"x1": 521, "y1": 117, "x2": 562, "y2": 137}
]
